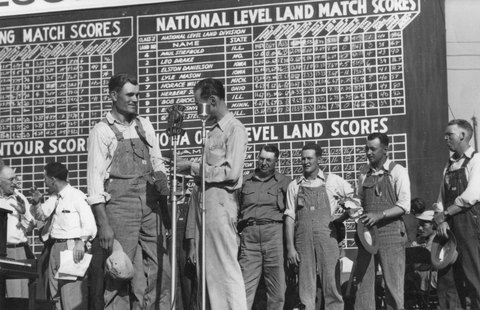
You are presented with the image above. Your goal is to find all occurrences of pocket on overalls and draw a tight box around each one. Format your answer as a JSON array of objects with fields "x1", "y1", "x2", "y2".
[
  {"x1": 297, "y1": 195, "x2": 306, "y2": 210},
  {"x1": 470, "y1": 204, "x2": 480, "y2": 239}
]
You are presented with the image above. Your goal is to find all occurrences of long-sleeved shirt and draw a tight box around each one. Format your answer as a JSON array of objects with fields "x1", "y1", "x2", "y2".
[
  {"x1": 36, "y1": 184, "x2": 97, "y2": 241},
  {"x1": 191, "y1": 112, "x2": 248, "y2": 191},
  {"x1": 284, "y1": 169, "x2": 356, "y2": 221},
  {"x1": 357, "y1": 159, "x2": 411, "y2": 213},
  {"x1": 434, "y1": 146, "x2": 480, "y2": 211},
  {"x1": 86, "y1": 112, "x2": 166, "y2": 205},
  {"x1": 0, "y1": 189, "x2": 34, "y2": 245},
  {"x1": 240, "y1": 171, "x2": 292, "y2": 222}
]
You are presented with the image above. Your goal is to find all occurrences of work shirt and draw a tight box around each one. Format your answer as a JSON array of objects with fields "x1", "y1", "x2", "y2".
[
  {"x1": 357, "y1": 159, "x2": 411, "y2": 213},
  {"x1": 284, "y1": 170, "x2": 356, "y2": 221},
  {"x1": 86, "y1": 112, "x2": 166, "y2": 205},
  {"x1": 191, "y1": 112, "x2": 248, "y2": 191},
  {"x1": 36, "y1": 184, "x2": 97, "y2": 241},
  {"x1": 0, "y1": 189, "x2": 34, "y2": 245},
  {"x1": 434, "y1": 146, "x2": 480, "y2": 211},
  {"x1": 240, "y1": 171, "x2": 292, "y2": 222}
]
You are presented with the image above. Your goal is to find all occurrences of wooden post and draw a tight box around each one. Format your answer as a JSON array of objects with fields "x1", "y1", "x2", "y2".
[{"x1": 472, "y1": 116, "x2": 478, "y2": 152}]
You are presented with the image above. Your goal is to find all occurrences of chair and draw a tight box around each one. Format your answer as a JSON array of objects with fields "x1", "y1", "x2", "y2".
[{"x1": 405, "y1": 246, "x2": 438, "y2": 309}]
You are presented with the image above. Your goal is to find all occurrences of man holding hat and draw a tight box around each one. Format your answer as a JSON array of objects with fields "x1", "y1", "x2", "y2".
[
  {"x1": 284, "y1": 143, "x2": 358, "y2": 310},
  {"x1": 433, "y1": 119, "x2": 480, "y2": 309},
  {"x1": 87, "y1": 73, "x2": 170, "y2": 310},
  {"x1": 353, "y1": 132, "x2": 411, "y2": 310}
]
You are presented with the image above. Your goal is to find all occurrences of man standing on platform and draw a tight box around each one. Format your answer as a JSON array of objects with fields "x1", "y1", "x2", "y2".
[
  {"x1": 433, "y1": 119, "x2": 480, "y2": 309},
  {"x1": 354, "y1": 132, "x2": 411, "y2": 310},
  {"x1": 0, "y1": 165, "x2": 35, "y2": 298},
  {"x1": 87, "y1": 73, "x2": 170, "y2": 310},
  {"x1": 237, "y1": 144, "x2": 292, "y2": 310},
  {"x1": 177, "y1": 78, "x2": 248, "y2": 310},
  {"x1": 284, "y1": 143, "x2": 357, "y2": 310}
]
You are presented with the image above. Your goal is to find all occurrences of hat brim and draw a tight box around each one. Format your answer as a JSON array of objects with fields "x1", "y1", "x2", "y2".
[
  {"x1": 356, "y1": 220, "x2": 379, "y2": 254},
  {"x1": 431, "y1": 230, "x2": 458, "y2": 270}
]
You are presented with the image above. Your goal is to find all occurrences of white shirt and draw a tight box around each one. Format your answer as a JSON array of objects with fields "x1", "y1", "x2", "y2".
[
  {"x1": 86, "y1": 112, "x2": 167, "y2": 205},
  {"x1": 357, "y1": 159, "x2": 411, "y2": 213},
  {"x1": 284, "y1": 169, "x2": 356, "y2": 221},
  {"x1": 435, "y1": 146, "x2": 480, "y2": 211},
  {"x1": 37, "y1": 184, "x2": 97, "y2": 241},
  {"x1": 0, "y1": 189, "x2": 35, "y2": 245}
]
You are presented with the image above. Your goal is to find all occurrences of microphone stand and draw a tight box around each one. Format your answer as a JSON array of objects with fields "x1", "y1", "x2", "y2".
[
  {"x1": 170, "y1": 131, "x2": 178, "y2": 309},
  {"x1": 166, "y1": 104, "x2": 185, "y2": 309},
  {"x1": 201, "y1": 117, "x2": 207, "y2": 310}
]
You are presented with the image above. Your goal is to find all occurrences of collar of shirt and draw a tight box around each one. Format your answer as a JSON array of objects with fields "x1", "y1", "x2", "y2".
[
  {"x1": 57, "y1": 183, "x2": 73, "y2": 200},
  {"x1": 212, "y1": 112, "x2": 234, "y2": 131},
  {"x1": 105, "y1": 111, "x2": 138, "y2": 126},
  {"x1": 296, "y1": 169, "x2": 326, "y2": 185},
  {"x1": 449, "y1": 146, "x2": 475, "y2": 163},
  {"x1": 367, "y1": 158, "x2": 393, "y2": 175},
  {"x1": 246, "y1": 170, "x2": 280, "y2": 182}
]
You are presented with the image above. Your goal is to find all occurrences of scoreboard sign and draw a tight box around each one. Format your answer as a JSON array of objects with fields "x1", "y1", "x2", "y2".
[{"x1": 0, "y1": 0, "x2": 447, "y2": 250}]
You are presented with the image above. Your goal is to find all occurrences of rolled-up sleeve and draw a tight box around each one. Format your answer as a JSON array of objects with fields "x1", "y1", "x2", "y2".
[
  {"x1": 391, "y1": 164, "x2": 411, "y2": 213},
  {"x1": 204, "y1": 125, "x2": 247, "y2": 184},
  {"x1": 455, "y1": 154, "x2": 480, "y2": 208},
  {"x1": 284, "y1": 180, "x2": 298, "y2": 221},
  {"x1": 86, "y1": 124, "x2": 112, "y2": 205}
]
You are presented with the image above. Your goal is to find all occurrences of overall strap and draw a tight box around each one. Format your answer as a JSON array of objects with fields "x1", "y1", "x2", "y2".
[
  {"x1": 134, "y1": 118, "x2": 152, "y2": 148},
  {"x1": 102, "y1": 118, "x2": 124, "y2": 142}
]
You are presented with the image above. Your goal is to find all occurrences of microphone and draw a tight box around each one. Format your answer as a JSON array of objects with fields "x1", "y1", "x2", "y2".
[
  {"x1": 197, "y1": 102, "x2": 210, "y2": 121},
  {"x1": 166, "y1": 104, "x2": 185, "y2": 136}
]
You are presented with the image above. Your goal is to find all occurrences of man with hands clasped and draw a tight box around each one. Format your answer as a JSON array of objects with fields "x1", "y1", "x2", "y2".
[{"x1": 31, "y1": 162, "x2": 97, "y2": 310}]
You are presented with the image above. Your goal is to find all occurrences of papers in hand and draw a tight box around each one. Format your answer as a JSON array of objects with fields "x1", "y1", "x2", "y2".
[{"x1": 55, "y1": 250, "x2": 92, "y2": 280}]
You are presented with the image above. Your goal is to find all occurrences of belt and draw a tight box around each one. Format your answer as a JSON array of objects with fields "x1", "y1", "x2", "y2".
[
  {"x1": 246, "y1": 218, "x2": 283, "y2": 226},
  {"x1": 237, "y1": 218, "x2": 282, "y2": 233},
  {"x1": 6, "y1": 242, "x2": 28, "y2": 249},
  {"x1": 51, "y1": 238, "x2": 76, "y2": 243}
]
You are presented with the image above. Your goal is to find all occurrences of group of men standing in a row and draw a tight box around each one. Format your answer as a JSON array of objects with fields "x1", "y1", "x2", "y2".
[{"x1": 1, "y1": 74, "x2": 479, "y2": 310}]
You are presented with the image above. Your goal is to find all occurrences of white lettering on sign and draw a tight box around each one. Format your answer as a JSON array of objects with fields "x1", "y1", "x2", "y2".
[{"x1": 331, "y1": 118, "x2": 389, "y2": 137}]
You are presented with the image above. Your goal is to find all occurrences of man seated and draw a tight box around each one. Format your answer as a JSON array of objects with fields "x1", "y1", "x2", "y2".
[{"x1": 414, "y1": 210, "x2": 438, "y2": 291}]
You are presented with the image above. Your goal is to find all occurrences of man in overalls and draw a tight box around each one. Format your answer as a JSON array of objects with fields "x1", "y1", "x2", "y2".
[
  {"x1": 354, "y1": 132, "x2": 411, "y2": 310},
  {"x1": 284, "y1": 143, "x2": 357, "y2": 310},
  {"x1": 87, "y1": 73, "x2": 170, "y2": 310},
  {"x1": 433, "y1": 119, "x2": 480, "y2": 309}
]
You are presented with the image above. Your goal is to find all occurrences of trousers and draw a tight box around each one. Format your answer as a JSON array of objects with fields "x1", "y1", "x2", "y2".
[
  {"x1": 239, "y1": 223, "x2": 285, "y2": 310},
  {"x1": 204, "y1": 187, "x2": 247, "y2": 310}
]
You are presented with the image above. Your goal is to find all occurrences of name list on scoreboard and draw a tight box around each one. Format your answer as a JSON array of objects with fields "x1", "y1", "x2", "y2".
[{"x1": 137, "y1": 0, "x2": 417, "y2": 180}]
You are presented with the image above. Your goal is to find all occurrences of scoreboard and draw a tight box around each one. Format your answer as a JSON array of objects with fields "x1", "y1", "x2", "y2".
[{"x1": 0, "y1": 0, "x2": 448, "y2": 251}]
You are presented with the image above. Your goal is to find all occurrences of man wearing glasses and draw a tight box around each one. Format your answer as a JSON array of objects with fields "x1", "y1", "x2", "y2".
[{"x1": 87, "y1": 73, "x2": 170, "y2": 310}]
